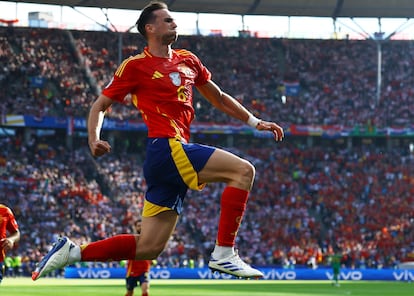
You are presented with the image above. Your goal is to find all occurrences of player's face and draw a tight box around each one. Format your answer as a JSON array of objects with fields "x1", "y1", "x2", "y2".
[{"x1": 151, "y1": 9, "x2": 178, "y2": 45}]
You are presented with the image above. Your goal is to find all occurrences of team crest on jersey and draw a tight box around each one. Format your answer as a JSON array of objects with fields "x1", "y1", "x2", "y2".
[
  {"x1": 169, "y1": 72, "x2": 181, "y2": 86},
  {"x1": 178, "y1": 64, "x2": 194, "y2": 77}
]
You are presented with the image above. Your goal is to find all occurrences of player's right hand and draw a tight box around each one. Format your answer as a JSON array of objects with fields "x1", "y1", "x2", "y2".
[
  {"x1": 89, "y1": 140, "x2": 111, "y2": 157},
  {"x1": 0, "y1": 238, "x2": 14, "y2": 251}
]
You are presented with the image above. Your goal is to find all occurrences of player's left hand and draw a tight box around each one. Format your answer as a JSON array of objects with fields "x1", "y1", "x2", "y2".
[{"x1": 256, "y1": 120, "x2": 284, "y2": 141}]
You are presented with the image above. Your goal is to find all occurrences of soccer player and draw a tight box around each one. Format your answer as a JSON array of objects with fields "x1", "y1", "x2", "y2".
[
  {"x1": 330, "y1": 253, "x2": 342, "y2": 287},
  {"x1": 32, "y1": 0, "x2": 284, "y2": 281},
  {"x1": 0, "y1": 204, "x2": 20, "y2": 284},
  {"x1": 125, "y1": 220, "x2": 151, "y2": 296},
  {"x1": 125, "y1": 259, "x2": 151, "y2": 296}
]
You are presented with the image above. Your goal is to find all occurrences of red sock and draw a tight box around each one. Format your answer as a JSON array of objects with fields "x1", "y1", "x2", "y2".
[
  {"x1": 81, "y1": 234, "x2": 137, "y2": 261},
  {"x1": 216, "y1": 186, "x2": 249, "y2": 247}
]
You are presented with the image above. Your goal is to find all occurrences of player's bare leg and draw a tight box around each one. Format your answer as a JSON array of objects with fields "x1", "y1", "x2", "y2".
[{"x1": 135, "y1": 210, "x2": 179, "y2": 260}]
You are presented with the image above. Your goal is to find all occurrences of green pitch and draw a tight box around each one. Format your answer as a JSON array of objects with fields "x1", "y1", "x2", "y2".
[{"x1": 1, "y1": 278, "x2": 413, "y2": 296}]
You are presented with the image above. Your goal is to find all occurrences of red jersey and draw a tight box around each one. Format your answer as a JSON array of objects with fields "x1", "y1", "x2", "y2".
[
  {"x1": 126, "y1": 259, "x2": 151, "y2": 277},
  {"x1": 102, "y1": 47, "x2": 211, "y2": 143},
  {"x1": 0, "y1": 204, "x2": 19, "y2": 261}
]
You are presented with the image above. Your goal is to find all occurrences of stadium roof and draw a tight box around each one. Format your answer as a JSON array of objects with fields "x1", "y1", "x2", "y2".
[{"x1": 5, "y1": 0, "x2": 414, "y2": 18}]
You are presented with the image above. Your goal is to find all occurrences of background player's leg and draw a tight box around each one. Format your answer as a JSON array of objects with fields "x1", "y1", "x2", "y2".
[{"x1": 141, "y1": 281, "x2": 150, "y2": 296}]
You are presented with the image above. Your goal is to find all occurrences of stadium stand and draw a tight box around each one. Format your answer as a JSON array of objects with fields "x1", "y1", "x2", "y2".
[
  {"x1": 1, "y1": 131, "x2": 413, "y2": 275},
  {"x1": 1, "y1": 27, "x2": 414, "y2": 126},
  {"x1": 1, "y1": 25, "x2": 414, "y2": 277}
]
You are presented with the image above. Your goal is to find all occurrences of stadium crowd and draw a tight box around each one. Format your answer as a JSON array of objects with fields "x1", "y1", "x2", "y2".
[
  {"x1": 1, "y1": 27, "x2": 414, "y2": 127},
  {"x1": 1, "y1": 132, "x2": 413, "y2": 277},
  {"x1": 1, "y1": 26, "x2": 414, "y2": 278}
]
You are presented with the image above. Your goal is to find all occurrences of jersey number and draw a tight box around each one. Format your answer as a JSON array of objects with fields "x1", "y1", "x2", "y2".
[{"x1": 177, "y1": 86, "x2": 188, "y2": 102}]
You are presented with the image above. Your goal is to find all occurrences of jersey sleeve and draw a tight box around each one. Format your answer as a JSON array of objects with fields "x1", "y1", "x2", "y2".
[
  {"x1": 6, "y1": 208, "x2": 19, "y2": 234},
  {"x1": 102, "y1": 57, "x2": 140, "y2": 103},
  {"x1": 185, "y1": 50, "x2": 211, "y2": 86},
  {"x1": 194, "y1": 61, "x2": 211, "y2": 86}
]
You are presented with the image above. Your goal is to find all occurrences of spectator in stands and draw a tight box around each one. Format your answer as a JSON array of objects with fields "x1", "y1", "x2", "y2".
[
  {"x1": 2, "y1": 26, "x2": 414, "y2": 127},
  {"x1": 1, "y1": 130, "x2": 414, "y2": 273}
]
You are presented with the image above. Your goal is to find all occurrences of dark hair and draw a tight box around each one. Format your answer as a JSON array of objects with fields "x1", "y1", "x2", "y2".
[{"x1": 136, "y1": 1, "x2": 168, "y2": 39}]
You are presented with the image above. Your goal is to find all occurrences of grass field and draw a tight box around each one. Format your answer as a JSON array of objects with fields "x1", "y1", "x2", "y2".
[{"x1": 1, "y1": 278, "x2": 413, "y2": 296}]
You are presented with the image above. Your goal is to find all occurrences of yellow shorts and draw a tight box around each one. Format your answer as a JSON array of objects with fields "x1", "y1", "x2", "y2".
[{"x1": 142, "y1": 199, "x2": 173, "y2": 217}]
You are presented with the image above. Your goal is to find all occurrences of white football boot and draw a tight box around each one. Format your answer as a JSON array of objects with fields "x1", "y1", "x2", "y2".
[
  {"x1": 32, "y1": 236, "x2": 78, "y2": 281},
  {"x1": 208, "y1": 250, "x2": 264, "y2": 279}
]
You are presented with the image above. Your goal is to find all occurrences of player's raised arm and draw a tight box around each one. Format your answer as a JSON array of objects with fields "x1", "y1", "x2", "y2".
[
  {"x1": 87, "y1": 94, "x2": 114, "y2": 157},
  {"x1": 196, "y1": 80, "x2": 284, "y2": 141}
]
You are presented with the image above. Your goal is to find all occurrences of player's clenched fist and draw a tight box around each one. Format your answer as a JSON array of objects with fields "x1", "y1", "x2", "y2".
[
  {"x1": 89, "y1": 140, "x2": 111, "y2": 157},
  {"x1": 0, "y1": 238, "x2": 14, "y2": 251}
]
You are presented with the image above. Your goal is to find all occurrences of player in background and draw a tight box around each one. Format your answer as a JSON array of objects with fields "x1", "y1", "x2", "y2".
[
  {"x1": 125, "y1": 220, "x2": 151, "y2": 296},
  {"x1": 330, "y1": 253, "x2": 342, "y2": 287},
  {"x1": 32, "y1": 0, "x2": 284, "y2": 281},
  {"x1": 0, "y1": 204, "x2": 20, "y2": 284}
]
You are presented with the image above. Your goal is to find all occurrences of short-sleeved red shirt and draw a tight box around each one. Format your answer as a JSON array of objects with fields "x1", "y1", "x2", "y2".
[
  {"x1": 126, "y1": 259, "x2": 151, "y2": 277},
  {"x1": 0, "y1": 204, "x2": 19, "y2": 261},
  {"x1": 103, "y1": 47, "x2": 211, "y2": 143}
]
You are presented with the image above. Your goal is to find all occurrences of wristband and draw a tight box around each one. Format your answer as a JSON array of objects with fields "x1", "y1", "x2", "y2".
[{"x1": 247, "y1": 114, "x2": 261, "y2": 128}]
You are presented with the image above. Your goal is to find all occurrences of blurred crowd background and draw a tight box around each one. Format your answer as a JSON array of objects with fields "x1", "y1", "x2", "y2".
[{"x1": 0, "y1": 26, "x2": 413, "y2": 278}]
